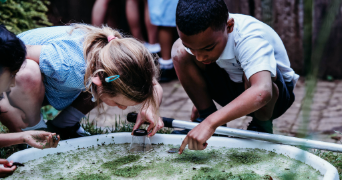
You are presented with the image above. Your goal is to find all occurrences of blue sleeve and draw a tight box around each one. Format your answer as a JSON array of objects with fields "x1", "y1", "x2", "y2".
[{"x1": 39, "y1": 40, "x2": 86, "y2": 90}]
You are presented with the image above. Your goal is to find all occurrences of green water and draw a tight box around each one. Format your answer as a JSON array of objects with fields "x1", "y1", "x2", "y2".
[{"x1": 5, "y1": 144, "x2": 322, "y2": 180}]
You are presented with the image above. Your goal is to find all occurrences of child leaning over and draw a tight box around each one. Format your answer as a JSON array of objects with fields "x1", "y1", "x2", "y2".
[
  {"x1": 0, "y1": 24, "x2": 164, "y2": 140},
  {"x1": 0, "y1": 25, "x2": 60, "y2": 178},
  {"x1": 171, "y1": 0, "x2": 299, "y2": 153}
]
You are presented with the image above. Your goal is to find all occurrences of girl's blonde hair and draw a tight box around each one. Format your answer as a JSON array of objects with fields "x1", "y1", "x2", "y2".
[{"x1": 71, "y1": 24, "x2": 159, "y2": 118}]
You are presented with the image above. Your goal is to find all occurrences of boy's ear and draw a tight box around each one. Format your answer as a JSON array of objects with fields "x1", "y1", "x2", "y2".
[
  {"x1": 226, "y1": 18, "x2": 235, "y2": 34},
  {"x1": 92, "y1": 76, "x2": 102, "y2": 86}
]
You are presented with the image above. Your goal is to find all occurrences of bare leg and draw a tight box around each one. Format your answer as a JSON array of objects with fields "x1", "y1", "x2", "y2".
[
  {"x1": 9, "y1": 60, "x2": 45, "y2": 127},
  {"x1": 144, "y1": 0, "x2": 158, "y2": 44},
  {"x1": 159, "y1": 27, "x2": 174, "y2": 60},
  {"x1": 172, "y1": 39, "x2": 215, "y2": 111},
  {"x1": 0, "y1": 60, "x2": 45, "y2": 132},
  {"x1": 92, "y1": 0, "x2": 111, "y2": 27},
  {"x1": 126, "y1": 0, "x2": 144, "y2": 41}
]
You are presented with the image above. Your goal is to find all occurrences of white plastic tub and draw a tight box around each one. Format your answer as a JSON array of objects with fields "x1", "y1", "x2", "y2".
[{"x1": 7, "y1": 133, "x2": 339, "y2": 180}]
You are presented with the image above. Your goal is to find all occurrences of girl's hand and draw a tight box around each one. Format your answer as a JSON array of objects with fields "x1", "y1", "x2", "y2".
[
  {"x1": 22, "y1": 131, "x2": 60, "y2": 149},
  {"x1": 132, "y1": 107, "x2": 164, "y2": 137},
  {"x1": 0, "y1": 159, "x2": 16, "y2": 178}
]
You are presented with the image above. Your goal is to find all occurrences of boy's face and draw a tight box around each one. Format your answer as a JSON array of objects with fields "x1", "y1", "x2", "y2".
[{"x1": 178, "y1": 20, "x2": 233, "y2": 65}]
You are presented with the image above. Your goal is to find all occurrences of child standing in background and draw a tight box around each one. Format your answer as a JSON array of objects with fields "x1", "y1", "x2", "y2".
[
  {"x1": 0, "y1": 25, "x2": 60, "y2": 178},
  {"x1": 0, "y1": 24, "x2": 164, "y2": 140},
  {"x1": 148, "y1": 0, "x2": 179, "y2": 82}
]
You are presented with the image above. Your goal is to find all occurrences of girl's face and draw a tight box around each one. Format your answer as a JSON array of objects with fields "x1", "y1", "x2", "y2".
[
  {"x1": 99, "y1": 93, "x2": 139, "y2": 110},
  {"x1": 0, "y1": 68, "x2": 16, "y2": 94}
]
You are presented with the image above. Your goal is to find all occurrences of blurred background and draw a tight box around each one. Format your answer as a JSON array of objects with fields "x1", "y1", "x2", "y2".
[
  {"x1": 2, "y1": 0, "x2": 342, "y2": 174},
  {"x1": 1, "y1": 0, "x2": 342, "y2": 146}
]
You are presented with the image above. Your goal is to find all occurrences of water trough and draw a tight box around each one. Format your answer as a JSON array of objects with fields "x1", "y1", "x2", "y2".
[{"x1": 7, "y1": 132, "x2": 339, "y2": 179}]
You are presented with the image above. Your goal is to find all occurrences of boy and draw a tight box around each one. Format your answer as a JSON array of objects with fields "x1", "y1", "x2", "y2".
[
  {"x1": 172, "y1": 0, "x2": 299, "y2": 153},
  {"x1": 0, "y1": 25, "x2": 60, "y2": 177}
]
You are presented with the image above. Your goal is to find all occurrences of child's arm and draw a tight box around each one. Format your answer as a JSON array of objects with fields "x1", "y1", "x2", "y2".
[
  {"x1": 132, "y1": 78, "x2": 164, "y2": 137},
  {"x1": 0, "y1": 131, "x2": 60, "y2": 149},
  {"x1": 0, "y1": 159, "x2": 16, "y2": 178},
  {"x1": 25, "y1": 45, "x2": 42, "y2": 64},
  {"x1": 179, "y1": 70, "x2": 274, "y2": 153}
]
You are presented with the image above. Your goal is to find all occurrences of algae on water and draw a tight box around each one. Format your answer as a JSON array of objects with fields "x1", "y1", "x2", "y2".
[
  {"x1": 192, "y1": 167, "x2": 272, "y2": 180},
  {"x1": 101, "y1": 154, "x2": 141, "y2": 169},
  {"x1": 5, "y1": 144, "x2": 323, "y2": 180}
]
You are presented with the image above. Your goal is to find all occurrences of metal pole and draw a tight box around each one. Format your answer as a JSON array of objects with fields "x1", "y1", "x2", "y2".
[{"x1": 172, "y1": 120, "x2": 342, "y2": 152}]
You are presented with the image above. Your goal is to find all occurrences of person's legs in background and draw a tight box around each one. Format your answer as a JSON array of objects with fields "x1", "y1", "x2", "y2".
[
  {"x1": 126, "y1": 0, "x2": 144, "y2": 41},
  {"x1": 92, "y1": 0, "x2": 111, "y2": 27},
  {"x1": 143, "y1": 0, "x2": 160, "y2": 53},
  {"x1": 158, "y1": 26, "x2": 176, "y2": 82},
  {"x1": 147, "y1": 0, "x2": 179, "y2": 82},
  {"x1": 126, "y1": 0, "x2": 160, "y2": 53}
]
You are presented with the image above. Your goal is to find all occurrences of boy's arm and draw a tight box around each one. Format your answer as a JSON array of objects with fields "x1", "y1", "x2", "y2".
[{"x1": 179, "y1": 70, "x2": 273, "y2": 153}]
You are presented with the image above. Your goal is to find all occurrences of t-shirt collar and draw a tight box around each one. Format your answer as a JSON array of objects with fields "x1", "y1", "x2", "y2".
[{"x1": 217, "y1": 29, "x2": 235, "y2": 61}]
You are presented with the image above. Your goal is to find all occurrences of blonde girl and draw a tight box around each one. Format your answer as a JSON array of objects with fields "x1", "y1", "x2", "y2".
[{"x1": 0, "y1": 24, "x2": 164, "y2": 140}]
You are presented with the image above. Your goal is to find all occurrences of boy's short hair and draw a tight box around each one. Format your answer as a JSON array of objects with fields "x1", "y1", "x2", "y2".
[
  {"x1": 0, "y1": 25, "x2": 26, "y2": 72},
  {"x1": 176, "y1": 0, "x2": 228, "y2": 36}
]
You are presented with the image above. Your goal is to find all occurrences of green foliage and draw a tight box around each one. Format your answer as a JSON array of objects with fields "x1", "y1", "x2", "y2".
[
  {"x1": 0, "y1": 0, "x2": 52, "y2": 34},
  {"x1": 315, "y1": 150, "x2": 342, "y2": 179},
  {"x1": 80, "y1": 113, "x2": 173, "y2": 135},
  {"x1": 41, "y1": 105, "x2": 59, "y2": 120}
]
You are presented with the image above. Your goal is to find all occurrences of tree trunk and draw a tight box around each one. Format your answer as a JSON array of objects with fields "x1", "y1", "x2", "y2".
[
  {"x1": 315, "y1": 0, "x2": 342, "y2": 78},
  {"x1": 272, "y1": 0, "x2": 304, "y2": 74}
]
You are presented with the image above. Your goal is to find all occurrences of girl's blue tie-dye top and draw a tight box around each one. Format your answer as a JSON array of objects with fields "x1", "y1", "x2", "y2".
[{"x1": 18, "y1": 26, "x2": 87, "y2": 110}]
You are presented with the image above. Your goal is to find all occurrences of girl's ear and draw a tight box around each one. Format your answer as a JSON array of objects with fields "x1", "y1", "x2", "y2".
[{"x1": 91, "y1": 76, "x2": 102, "y2": 86}]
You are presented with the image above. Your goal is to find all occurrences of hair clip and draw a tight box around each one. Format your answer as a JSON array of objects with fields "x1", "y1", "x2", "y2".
[
  {"x1": 107, "y1": 35, "x2": 117, "y2": 42},
  {"x1": 105, "y1": 75, "x2": 120, "y2": 83}
]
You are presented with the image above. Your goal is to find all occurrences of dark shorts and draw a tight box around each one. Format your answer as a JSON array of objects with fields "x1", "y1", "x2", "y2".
[{"x1": 203, "y1": 63, "x2": 295, "y2": 124}]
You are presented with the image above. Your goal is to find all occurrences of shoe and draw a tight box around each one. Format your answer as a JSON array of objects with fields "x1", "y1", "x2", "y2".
[
  {"x1": 247, "y1": 120, "x2": 268, "y2": 133},
  {"x1": 159, "y1": 68, "x2": 177, "y2": 83},
  {"x1": 46, "y1": 121, "x2": 91, "y2": 140},
  {"x1": 144, "y1": 42, "x2": 161, "y2": 53}
]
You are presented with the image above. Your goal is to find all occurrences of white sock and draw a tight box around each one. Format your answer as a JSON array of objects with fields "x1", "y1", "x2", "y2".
[
  {"x1": 22, "y1": 114, "x2": 47, "y2": 131},
  {"x1": 158, "y1": 58, "x2": 173, "y2": 69},
  {"x1": 144, "y1": 43, "x2": 161, "y2": 53}
]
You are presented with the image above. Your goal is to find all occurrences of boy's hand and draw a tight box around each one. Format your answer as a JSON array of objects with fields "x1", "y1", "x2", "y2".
[
  {"x1": 22, "y1": 131, "x2": 60, "y2": 149},
  {"x1": 0, "y1": 159, "x2": 16, "y2": 178},
  {"x1": 178, "y1": 120, "x2": 215, "y2": 154},
  {"x1": 132, "y1": 107, "x2": 164, "y2": 137}
]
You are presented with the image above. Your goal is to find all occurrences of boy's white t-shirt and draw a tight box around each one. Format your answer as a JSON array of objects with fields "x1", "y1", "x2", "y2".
[{"x1": 185, "y1": 13, "x2": 299, "y2": 86}]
